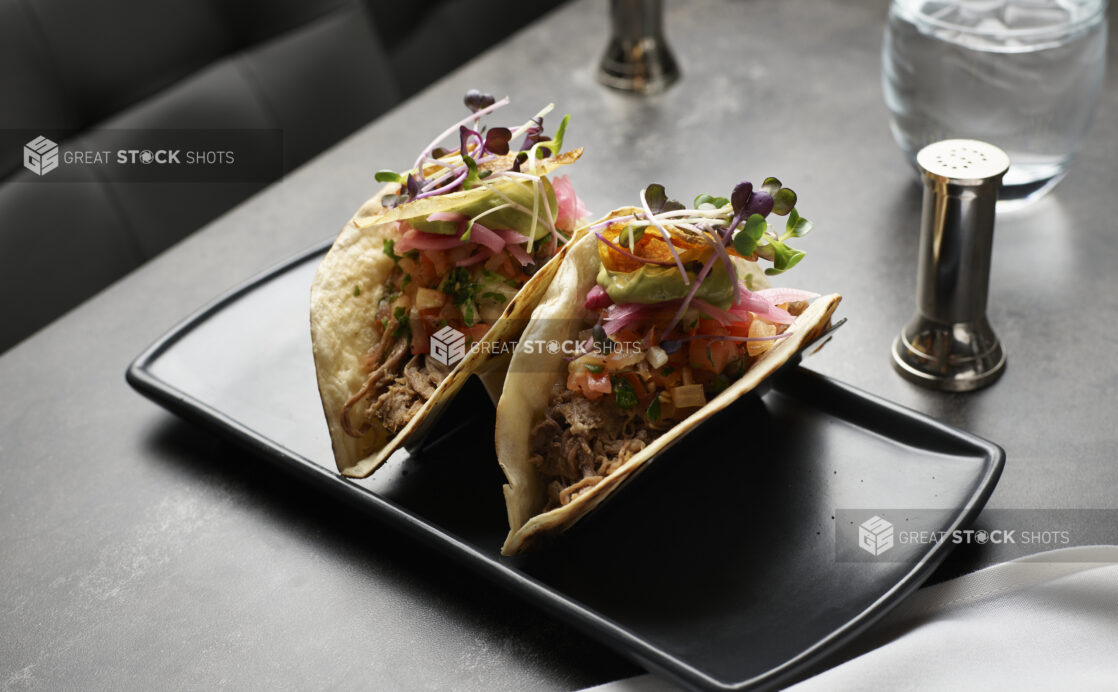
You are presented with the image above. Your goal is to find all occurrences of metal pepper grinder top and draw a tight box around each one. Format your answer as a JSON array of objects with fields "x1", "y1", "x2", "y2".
[
  {"x1": 891, "y1": 139, "x2": 1011, "y2": 392},
  {"x1": 597, "y1": 0, "x2": 680, "y2": 94}
]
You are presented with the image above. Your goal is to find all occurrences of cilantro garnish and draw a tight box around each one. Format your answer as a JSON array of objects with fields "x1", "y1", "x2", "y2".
[
  {"x1": 391, "y1": 306, "x2": 410, "y2": 338},
  {"x1": 483, "y1": 269, "x2": 518, "y2": 288},
  {"x1": 462, "y1": 301, "x2": 476, "y2": 328},
  {"x1": 384, "y1": 238, "x2": 400, "y2": 263},
  {"x1": 441, "y1": 267, "x2": 477, "y2": 307},
  {"x1": 646, "y1": 396, "x2": 662, "y2": 422},
  {"x1": 613, "y1": 377, "x2": 638, "y2": 409}
]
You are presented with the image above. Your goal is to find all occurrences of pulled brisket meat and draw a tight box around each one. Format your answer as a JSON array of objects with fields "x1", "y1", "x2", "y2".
[
  {"x1": 368, "y1": 354, "x2": 449, "y2": 434},
  {"x1": 340, "y1": 336, "x2": 410, "y2": 437},
  {"x1": 529, "y1": 382, "x2": 656, "y2": 510},
  {"x1": 342, "y1": 326, "x2": 450, "y2": 438}
]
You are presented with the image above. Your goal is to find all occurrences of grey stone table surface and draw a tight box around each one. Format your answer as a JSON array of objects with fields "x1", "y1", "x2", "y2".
[{"x1": 3, "y1": 0, "x2": 1117, "y2": 689}]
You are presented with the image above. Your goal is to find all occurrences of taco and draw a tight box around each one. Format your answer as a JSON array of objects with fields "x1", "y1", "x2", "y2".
[
  {"x1": 311, "y1": 91, "x2": 589, "y2": 478},
  {"x1": 496, "y1": 180, "x2": 841, "y2": 554}
]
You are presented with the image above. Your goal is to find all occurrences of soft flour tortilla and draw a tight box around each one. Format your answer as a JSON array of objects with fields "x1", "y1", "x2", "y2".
[
  {"x1": 495, "y1": 231, "x2": 841, "y2": 554},
  {"x1": 310, "y1": 153, "x2": 582, "y2": 478}
]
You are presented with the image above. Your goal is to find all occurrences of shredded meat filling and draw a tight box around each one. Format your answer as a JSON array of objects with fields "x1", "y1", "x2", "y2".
[
  {"x1": 342, "y1": 319, "x2": 451, "y2": 437},
  {"x1": 368, "y1": 354, "x2": 449, "y2": 434},
  {"x1": 524, "y1": 299, "x2": 812, "y2": 509},
  {"x1": 340, "y1": 335, "x2": 410, "y2": 437},
  {"x1": 529, "y1": 382, "x2": 655, "y2": 510}
]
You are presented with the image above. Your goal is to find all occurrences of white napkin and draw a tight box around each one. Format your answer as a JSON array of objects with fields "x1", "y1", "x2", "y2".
[{"x1": 584, "y1": 546, "x2": 1118, "y2": 691}]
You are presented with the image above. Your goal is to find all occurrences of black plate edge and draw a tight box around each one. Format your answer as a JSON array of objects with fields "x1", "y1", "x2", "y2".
[
  {"x1": 126, "y1": 237, "x2": 333, "y2": 387},
  {"x1": 738, "y1": 368, "x2": 1006, "y2": 692},
  {"x1": 124, "y1": 251, "x2": 1006, "y2": 692},
  {"x1": 124, "y1": 239, "x2": 689, "y2": 681}
]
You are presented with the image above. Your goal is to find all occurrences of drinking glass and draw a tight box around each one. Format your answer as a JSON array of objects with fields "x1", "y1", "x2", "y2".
[{"x1": 883, "y1": 0, "x2": 1108, "y2": 208}]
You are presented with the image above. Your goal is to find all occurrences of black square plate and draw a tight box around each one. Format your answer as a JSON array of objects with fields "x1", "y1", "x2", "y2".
[{"x1": 127, "y1": 242, "x2": 1003, "y2": 691}]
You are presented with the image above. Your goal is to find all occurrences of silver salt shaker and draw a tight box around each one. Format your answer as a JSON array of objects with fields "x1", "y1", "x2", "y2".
[{"x1": 891, "y1": 139, "x2": 1011, "y2": 391}]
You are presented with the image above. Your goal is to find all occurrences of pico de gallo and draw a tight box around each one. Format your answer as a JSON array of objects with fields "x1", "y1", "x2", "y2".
[
  {"x1": 342, "y1": 91, "x2": 588, "y2": 437},
  {"x1": 529, "y1": 180, "x2": 818, "y2": 508},
  {"x1": 570, "y1": 179, "x2": 815, "y2": 424}
]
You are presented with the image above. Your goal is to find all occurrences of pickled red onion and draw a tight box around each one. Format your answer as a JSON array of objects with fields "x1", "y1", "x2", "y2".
[
  {"x1": 396, "y1": 229, "x2": 464, "y2": 252},
  {"x1": 755, "y1": 287, "x2": 819, "y2": 304},
  {"x1": 466, "y1": 223, "x2": 506, "y2": 254}
]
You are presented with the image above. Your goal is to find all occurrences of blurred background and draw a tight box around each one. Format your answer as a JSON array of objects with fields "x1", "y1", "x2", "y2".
[{"x1": 0, "y1": 0, "x2": 568, "y2": 353}]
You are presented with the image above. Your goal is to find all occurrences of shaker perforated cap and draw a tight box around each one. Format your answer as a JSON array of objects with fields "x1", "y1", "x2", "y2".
[
  {"x1": 893, "y1": 138, "x2": 1008, "y2": 391},
  {"x1": 916, "y1": 139, "x2": 1010, "y2": 184}
]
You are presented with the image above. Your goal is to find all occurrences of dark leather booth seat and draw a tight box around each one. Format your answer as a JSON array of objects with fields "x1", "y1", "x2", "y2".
[{"x1": 0, "y1": 0, "x2": 566, "y2": 353}]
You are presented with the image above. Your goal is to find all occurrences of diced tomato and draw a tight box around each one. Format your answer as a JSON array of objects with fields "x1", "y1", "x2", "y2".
[
  {"x1": 567, "y1": 370, "x2": 611, "y2": 401},
  {"x1": 708, "y1": 340, "x2": 738, "y2": 374},
  {"x1": 727, "y1": 315, "x2": 753, "y2": 339},
  {"x1": 688, "y1": 337, "x2": 737, "y2": 374},
  {"x1": 437, "y1": 302, "x2": 459, "y2": 323},
  {"x1": 466, "y1": 323, "x2": 491, "y2": 342},
  {"x1": 650, "y1": 365, "x2": 682, "y2": 389},
  {"x1": 423, "y1": 249, "x2": 449, "y2": 276},
  {"x1": 666, "y1": 348, "x2": 688, "y2": 369},
  {"x1": 688, "y1": 339, "x2": 708, "y2": 370},
  {"x1": 586, "y1": 371, "x2": 612, "y2": 395},
  {"x1": 623, "y1": 372, "x2": 651, "y2": 400},
  {"x1": 418, "y1": 253, "x2": 438, "y2": 285},
  {"x1": 695, "y1": 318, "x2": 728, "y2": 337}
]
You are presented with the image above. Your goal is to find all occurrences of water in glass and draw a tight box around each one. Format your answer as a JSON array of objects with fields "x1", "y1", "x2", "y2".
[{"x1": 883, "y1": 0, "x2": 1107, "y2": 207}]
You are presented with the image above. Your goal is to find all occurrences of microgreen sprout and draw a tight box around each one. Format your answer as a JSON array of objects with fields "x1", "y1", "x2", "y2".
[
  {"x1": 589, "y1": 179, "x2": 814, "y2": 337},
  {"x1": 375, "y1": 90, "x2": 577, "y2": 267},
  {"x1": 464, "y1": 89, "x2": 496, "y2": 112}
]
